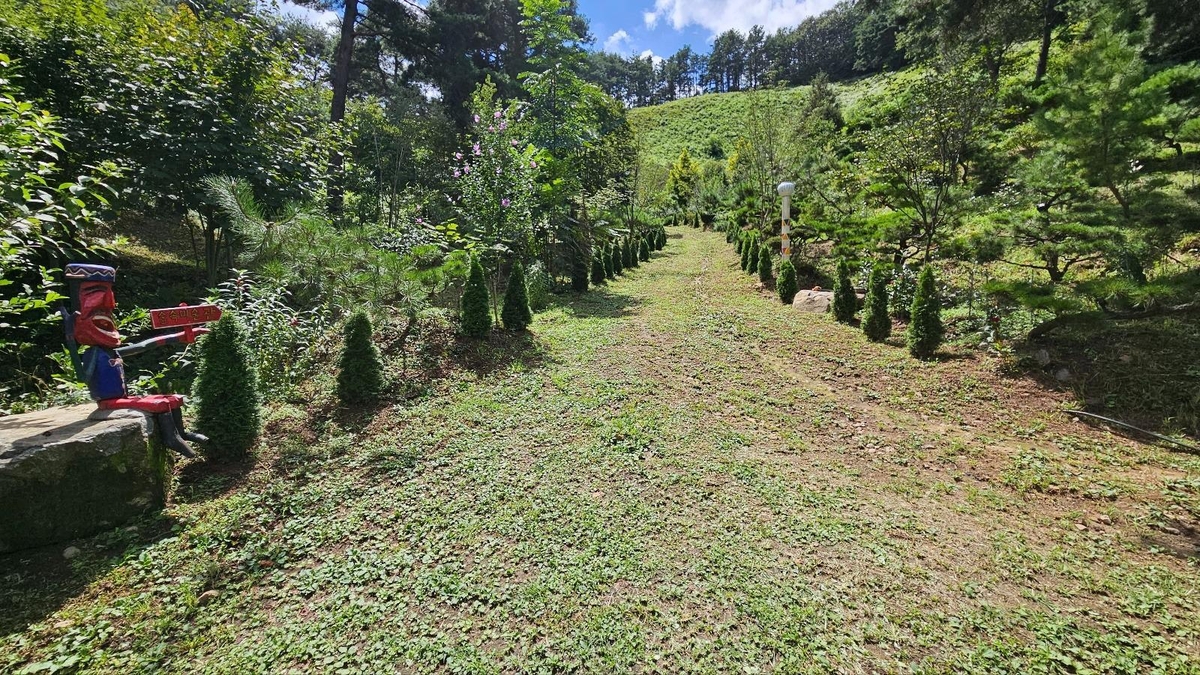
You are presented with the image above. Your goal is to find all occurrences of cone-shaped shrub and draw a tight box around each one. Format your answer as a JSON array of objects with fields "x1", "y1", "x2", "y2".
[
  {"x1": 831, "y1": 258, "x2": 857, "y2": 324},
  {"x1": 612, "y1": 241, "x2": 623, "y2": 275},
  {"x1": 461, "y1": 256, "x2": 492, "y2": 337},
  {"x1": 193, "y1": 314, "x2": 261, "y2": 461},
  {"x1": 658, "y1": 227, "x2": 667, "y2": 249},
  {"x1": 777, "y1": 259, "x2": 798, "y2": 304},
  {"x1": 627, "y1": 238, "x2": 639, "y2": 268},
  {"x1": 527, "y1": 262, "x2": 551, "y2": 312},
  {"x1": 639, "y1": 238, "x2": 651, "y2": 262},
  {"x1": 570, "y1": 242, "x2": 590, "y2": 292},
  {"x1": 736, "y1": 234, "x2": 745, "y2": 256},
  {"x1": 861, "y1": 264, "x2": 891, "y2": 342},
  {"x1": 907, "y1": 266, "x2": 944, "y2": 359},
  {"x1": 740, "y1": 238, "x2": 752, "y2": 270},
  {"x1": 501, "y1": 261, "x2": 533, "y2": 331},
  {"x1": 337, "y1": 310, "x2": 384, "y2": 405},
  {"x1": 748, "y1": 240, "x2": 760, "y2": 275},
  {"x1": 726, "y1": 227, "x2": 734, "y2": 244},
  {"x1": 591, "y1": 254, "x2": 606, "y2": 285},
  {"x1": 603, "y1": 244, "x2": 615, "y2": 278},
  {"x1": 758, "y1": 246, "x2": 773, "y2": 283},
  {"x1": 623, "y1": 238, "x2": 635, "y2": 268}
]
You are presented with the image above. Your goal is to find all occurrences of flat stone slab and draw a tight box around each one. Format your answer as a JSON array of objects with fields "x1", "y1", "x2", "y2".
[{"x1": 0, "y1": 404, "x2": 167, "y2": 553}]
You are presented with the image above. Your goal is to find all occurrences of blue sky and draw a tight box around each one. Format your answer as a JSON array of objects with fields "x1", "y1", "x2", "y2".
[
  {"x1": 582, "y1": 0, "x2": 841, "y2": 61},
  {"x1": 271, "y1": 0, "x2": 843, "y2": 63}
]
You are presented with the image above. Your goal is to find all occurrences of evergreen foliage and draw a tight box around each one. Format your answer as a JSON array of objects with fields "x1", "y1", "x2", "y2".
[
  {"x1": 622, "y1": 237, "x2": 635, "y2": 268},
  {"x1": 777, "y1": 259, "x2": 799, "y2": 304},
  {"x1": 758, "y1": 246, "x2": 772, "y2": 284},
  {"x1": 192, "y1": 314, "x2": 261, "y2": 462},
  {"x1": 501, "y1": 261, "x2": 533, "y2": 331},
  {"x1": 337, "y1": 311, "x2": 385, "y2": 405},
  {"x1": 831, "y1": 259, "x2": 857, "y2": 324},
  {"x1": 907, "y1": 266, "x2": 944, "y2": 359},
  {"x1": 612, "y1": 241, "x2": 624, "y2": 274},
  {"x1": 639, "y1": 238, "x2": 651, "y2": 262},
  {"x1": 602, "y1": 244, "x2": 615, "y2": 278},
  {"x1": 740, "y1": 238, "x2": 752, "y2": 270},
  {"x1": 570, "y1": 242, "x2": 590, "y2": 292},
  {"x1": 461, "y1": 256, "x2": 492, "y2": 337},
  {"x1": 747, "y1": 240, "x2": 760, "y2": 275},
  {"x1": 861, "y1": 265, "x2": 892, "y2": 342},
  {"x1": 527, "y1": 262, "x2": 552, "y2": 312},
  {"x1": 591, "y1": 254, "x2": 606, "y2": 285}
]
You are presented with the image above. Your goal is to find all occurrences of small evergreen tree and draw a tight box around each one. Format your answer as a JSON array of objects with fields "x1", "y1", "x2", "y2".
[
  {"x1": 501, "y1": 261, "x2": 533, "y2": 331},
  {"x1": 741, "y1": 238, "x2": 752, "y2": 270},
  {"x1": 861, "y1": 265, "x2": 891, "y2": 342},
  {"x1": 627, "y1": 237, "x2": 639, "y2": 268},
  {"x1": 907, "y1": 265, "x2": 944, "y2": 359},
  {"x1": 736, "y1": 233, "x2": 745, "y2": 255},
  {"x1": 777, "y1": 259, "x2": 799, "y2": 304},
  {"x1": 623, "y1": 237, "x2": 635, "y2": 268},
  {"x1": 527, "y1": 261, "x2": 551, "y2": 312},
  {"x1": 612, "y1": 241, "x2": 623, "y2": 275},
  {"x1": 831, "y1": 258, "x2": 857, "y2": 324},
  {"x1": 748, "y1": 240, "x2": 760, "y2": 275},
  {"x1": 639, "y1": 238, "x2": 651, "y2": 262},
  {"x1": 461, "y1": 256, "x2": 492, "y2": 337},
  {"x1": 337, "y1": 310, "x2": 384, "y2": 405},
  {"x1": 192, "y1": 314, "x2": 261, "y2": 462},
  {"x1": 570, "y1": 242, "x2": 590, "y2": 292},
  {"x1": 591, "y1": 254, "x2": 606, "y2": 285},
  {"x1": 658, "y1": 227, "x2": 666, "y2": 249},
  {"x1": 758, "y1": 246, "x2": 772, "y2": 284},
  {"x1": 603, "y1": 244, "x2": 614, "y2": 278}
]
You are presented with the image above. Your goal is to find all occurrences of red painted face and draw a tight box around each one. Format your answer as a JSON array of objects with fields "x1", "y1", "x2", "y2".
[{"x1": 74, "y1": 281, "x2": 120, "y2": 348}]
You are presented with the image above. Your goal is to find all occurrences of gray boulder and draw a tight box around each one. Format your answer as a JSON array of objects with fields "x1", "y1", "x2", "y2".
[{"x1": 0, "y1": 405, "x2": 167, "y2": 553}]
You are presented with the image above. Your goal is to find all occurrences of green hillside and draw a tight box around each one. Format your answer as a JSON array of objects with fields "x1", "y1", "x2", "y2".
[{"x1": 628, "y1": 74, "x2": 895, "y2": 165}]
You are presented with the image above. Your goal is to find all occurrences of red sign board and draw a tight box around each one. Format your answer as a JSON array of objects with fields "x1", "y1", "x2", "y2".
[{"x1": 150, "y1": 304, "x2": 223, "y2": 329}]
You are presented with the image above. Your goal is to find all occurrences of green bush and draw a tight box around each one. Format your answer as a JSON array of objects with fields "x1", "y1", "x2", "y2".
[
  {"x1": 758, "y1": 246, "x2": 773, "y2": 284},
  {"x1": 748, "y1": 240, "x2": 760, "y2": 275},
  {"x1": 777, "y1": 259, "x2": 798, "y2": 304},
  {"x1": 907, "y1": 266, "x2": 944, "y2": 359},
  {"x1": 736, "y1": 234, "x2": 746, "y2": 256},
  {"x1": 623, "y1": 238, "x2": 636, "y2": 268},
  {"x1": 740, "y1": 237, "x2": 752, "y2": 270},
  {"x1": 612, "y1": 241, "x2": 624, "y2": 275},
  {"x1": 501, "y1": 261, "x2": 533, "y2": 331},
  {"x1": 639, "y1": 238, "x2": 651, "y2": 262},
  {"x1": 831, "y1": 259, "x2": 857, "y2": 324},
  {"x1": 461, "y1": 256, "x2": 492, "y2": 337},
  {"x1": 570, "y1": 242, "x2": 590, "y2": 292},
  {"x1": 527, "y1": 261, "x2": 551, "y2": 312},
  {"x1": 337, "y1": 310, "x2": 384, "y2": 405},
  {"x1": 603, "y1": 244, "x2": 615, "y2": 278},
  {"x1": 658, "y1": 227, "x2": 667, "y2": 250},
  {"x1": 861, "y1": 265, "x2": 891, "y2": 342},
  {"x1": 591, "y1": 254, "x2": 606, "y2": 285},
  {"x1": 192, "y1": 315, "x2": 261, "y2": 462}
]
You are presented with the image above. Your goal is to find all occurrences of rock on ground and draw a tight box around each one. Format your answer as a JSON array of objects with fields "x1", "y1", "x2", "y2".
[{"x1": 0, "y1": 405, "x2": 167, "y2": 553}]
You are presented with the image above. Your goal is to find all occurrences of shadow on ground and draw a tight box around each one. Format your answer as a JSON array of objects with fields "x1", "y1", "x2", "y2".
[{"x1": 551, "y1": 281, "x2": 643, "y2": 320}]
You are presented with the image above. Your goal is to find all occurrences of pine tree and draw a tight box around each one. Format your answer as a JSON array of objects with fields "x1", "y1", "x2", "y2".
[
  {"x1": 748, "y1": 240, "x2": 760, "y2": 275},
  {"x1": 736, "y1": 233, "x2": 746, "y2": 256},
  {"x1": 612, "y1": 241, "x2": 623, "y2": 275},
  {"x1": 623, "y1": 237, "x2": 635, "y2": 268},
  {"x1": 527, "y1": 262, "x2": 551, "y2": 312},
  {"x1": 639, "y1": 238, "x2": 651, "y2": 262},
  {"x1": 831, "y1": 259, "x2": 857, "y2": 324},
  {"x1": 758, "y1": 246, "x2": 773, "y2": 283},
  {"x1": 501, "y1": 261, "x2": 533, "y2": 331},
  {"x1": 777, "y1": 259, "x2": 799, "y2": 304},
  {"x1": 192, "y1": 314, "x2": 261, "y2": 461},
  {"x1": 740, "y1": 238, "x2": 752, "y2": 270},
  {"x1": 461, "y1": 256, "x2": 492, "y2": 337},
  {"x1": 570, "y1": 241, "x2": 590, "y2": 292},
  {"x1": 337, "y1": 310, "x2": 384, "y2": 405},
  {"x1": 907, "y1": 265, "x2": 944, "y2": 359},
  {"x1": 861, "y1": 264, "x2": 891, "y2": 342},
  {"x1": 603, "y1": 244, "x2": 614, "y2": 278},
  {"x1": 591, "y1": 254, "x2": 606, "y2": 285},
  {"x1": 658, "y1": 227, "x2": 666, "y2": 250}
]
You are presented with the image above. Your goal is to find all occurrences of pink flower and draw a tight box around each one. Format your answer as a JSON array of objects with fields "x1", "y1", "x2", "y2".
[
  {"x1": 494, "y1": 110, "x2": 503, "y2": 119},
  {"x1": 488, "y1": 125, "x2": 495, "y2": 132},
  {"x1": 499, "y1": 122, "x2": 508, "y2": 131},
  {"x1": 511, "y1": 139, "x2": 519, "y2": 147},
  {"x1": 473, "y1": 114, "x2": 480, "y2": 123},
  {"x1": 502, "y1": 198, "x2": 511, "y2": 207},
  {"x1": 473, "y1": 143, "x2": 481, "y2": 156},
  {"x1": 530, "y1": 161, "x2": 537, "y2": 168},
  {"x1": 464, "y1": 165, "x2": 471, "y2": 174},
  {"x1": 453, "y1": 170, "x2": 461, "y2": 178},
  {"x1": 416, "y1": 217, "x2": 424, "y2": 224},
  {"x1": 455, "y1": 152, "x2": 463, "y2": 160}
]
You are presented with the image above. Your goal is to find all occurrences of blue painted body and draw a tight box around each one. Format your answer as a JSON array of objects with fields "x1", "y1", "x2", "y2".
[{"x1": 80, "y1": 346, "x2": 127, "y2": 401}]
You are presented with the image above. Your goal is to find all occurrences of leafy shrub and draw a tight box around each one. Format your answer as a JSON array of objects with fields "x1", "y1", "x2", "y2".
[
  {"x1": 862, "y1": 265, "x2": 891, "y2": 342},
  {"x1": 603, "y1": 245, "x2": 615, "y2": 278},
  {"x1": 612, "y1": 241, "x2": 624, "y2": 275},
  {"x1": 748, "y1": 240, "x2": 760, "y2": 275},
  {"x1": 570, "y1": 241, "x2": 590, "y2": 292},
  {"x1": 907, "y1": 266, "x2": 944, "y2": 359},
  {"x1": 591, "y1": 253, "x2": 606, "y2": 285},
  {"x1": 777, "y1": 259, "x2": 798, "y2": 304},
  {"x1": 193, "y1": 314, "x2": 261, "y2": 462},
  {"x1": 758, "y1": 247, "x2": 773, "y2": 283},
  {"x1": 889, "y1": 264, "x2": 918, "y2": 320},
  {"x1": 461, "y1": 256, "x2": 491, "y2": 337},
  {"x1": 501, "y1": 261, "x2": 533, "y2": 331},
  {"x1": 741, "y1": 237, "x2": 752, "y2": 270},
  {"x1": 639, "y1": 238, "x2": 651, "y2": 262},
  {"x1": 737, "y1": 234, "x2": 746, "y2": 256},
  {"x1": 832, "y1": 259, "x2": 857, "y2": 324},
  {"x1": 527, "y1": 261, "x2": 551, "y2": 312},
  {"x1": 337, "y1": 311, "x2": 384, "y2": 405},
  {"x1": 623, "y1": 238, "x2": 636, "y2": 268}
]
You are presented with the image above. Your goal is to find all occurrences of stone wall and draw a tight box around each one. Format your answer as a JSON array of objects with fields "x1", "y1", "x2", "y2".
[{"x1": 0, "y1": 405, "x2": 168, "y2": 553}]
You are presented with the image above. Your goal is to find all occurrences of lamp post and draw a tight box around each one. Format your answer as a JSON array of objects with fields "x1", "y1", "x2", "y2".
[{"x1": 777, "y1": 182, "x2": 796, "y2": 257}]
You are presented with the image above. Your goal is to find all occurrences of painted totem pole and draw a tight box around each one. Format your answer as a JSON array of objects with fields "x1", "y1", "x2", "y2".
[{"x1": 61, "y1": 263, "x2": 220, "y2": 457}]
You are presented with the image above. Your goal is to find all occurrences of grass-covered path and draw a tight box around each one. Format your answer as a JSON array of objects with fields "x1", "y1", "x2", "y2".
[{"x1": 4, "y1": 228, "x2": 1199, "y2": 673}]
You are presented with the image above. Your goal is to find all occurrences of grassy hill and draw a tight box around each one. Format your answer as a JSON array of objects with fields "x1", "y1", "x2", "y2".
[{"x1": 628, "y1": 73, "x2": 895, "y2": 166}]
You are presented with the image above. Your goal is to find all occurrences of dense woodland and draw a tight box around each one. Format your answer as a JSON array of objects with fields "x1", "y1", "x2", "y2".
[{"x1": 1, "y1": 0, "x2": 1198, "y2": 434}]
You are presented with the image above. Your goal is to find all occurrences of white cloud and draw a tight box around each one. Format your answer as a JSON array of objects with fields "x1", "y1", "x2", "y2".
[
  {"x1": 603, "y1": 29, "x2": 633, "y2": 53},
  {"x1": 640, "y1": 49, "x2": 665, "y2": 65},
  {"x1": 260, "y1": 0, "x2": 340, "y2": 32},
  {"x1": 642, "y1": 0, "x2": 840, "y2": 36}
]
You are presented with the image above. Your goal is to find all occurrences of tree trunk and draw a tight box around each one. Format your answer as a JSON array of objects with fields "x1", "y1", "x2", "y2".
[
  {"x1": 1034, "y1": 1, "x2": 1055, "y2": 85},
  {"x1": 327, "y1": 0, "x2": 358, "y2": 216}
]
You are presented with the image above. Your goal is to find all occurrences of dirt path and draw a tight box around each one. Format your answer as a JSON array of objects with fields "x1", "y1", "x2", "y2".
[{"x1": 3, "y1": 228, "x2": 1198, "y2": 673}]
